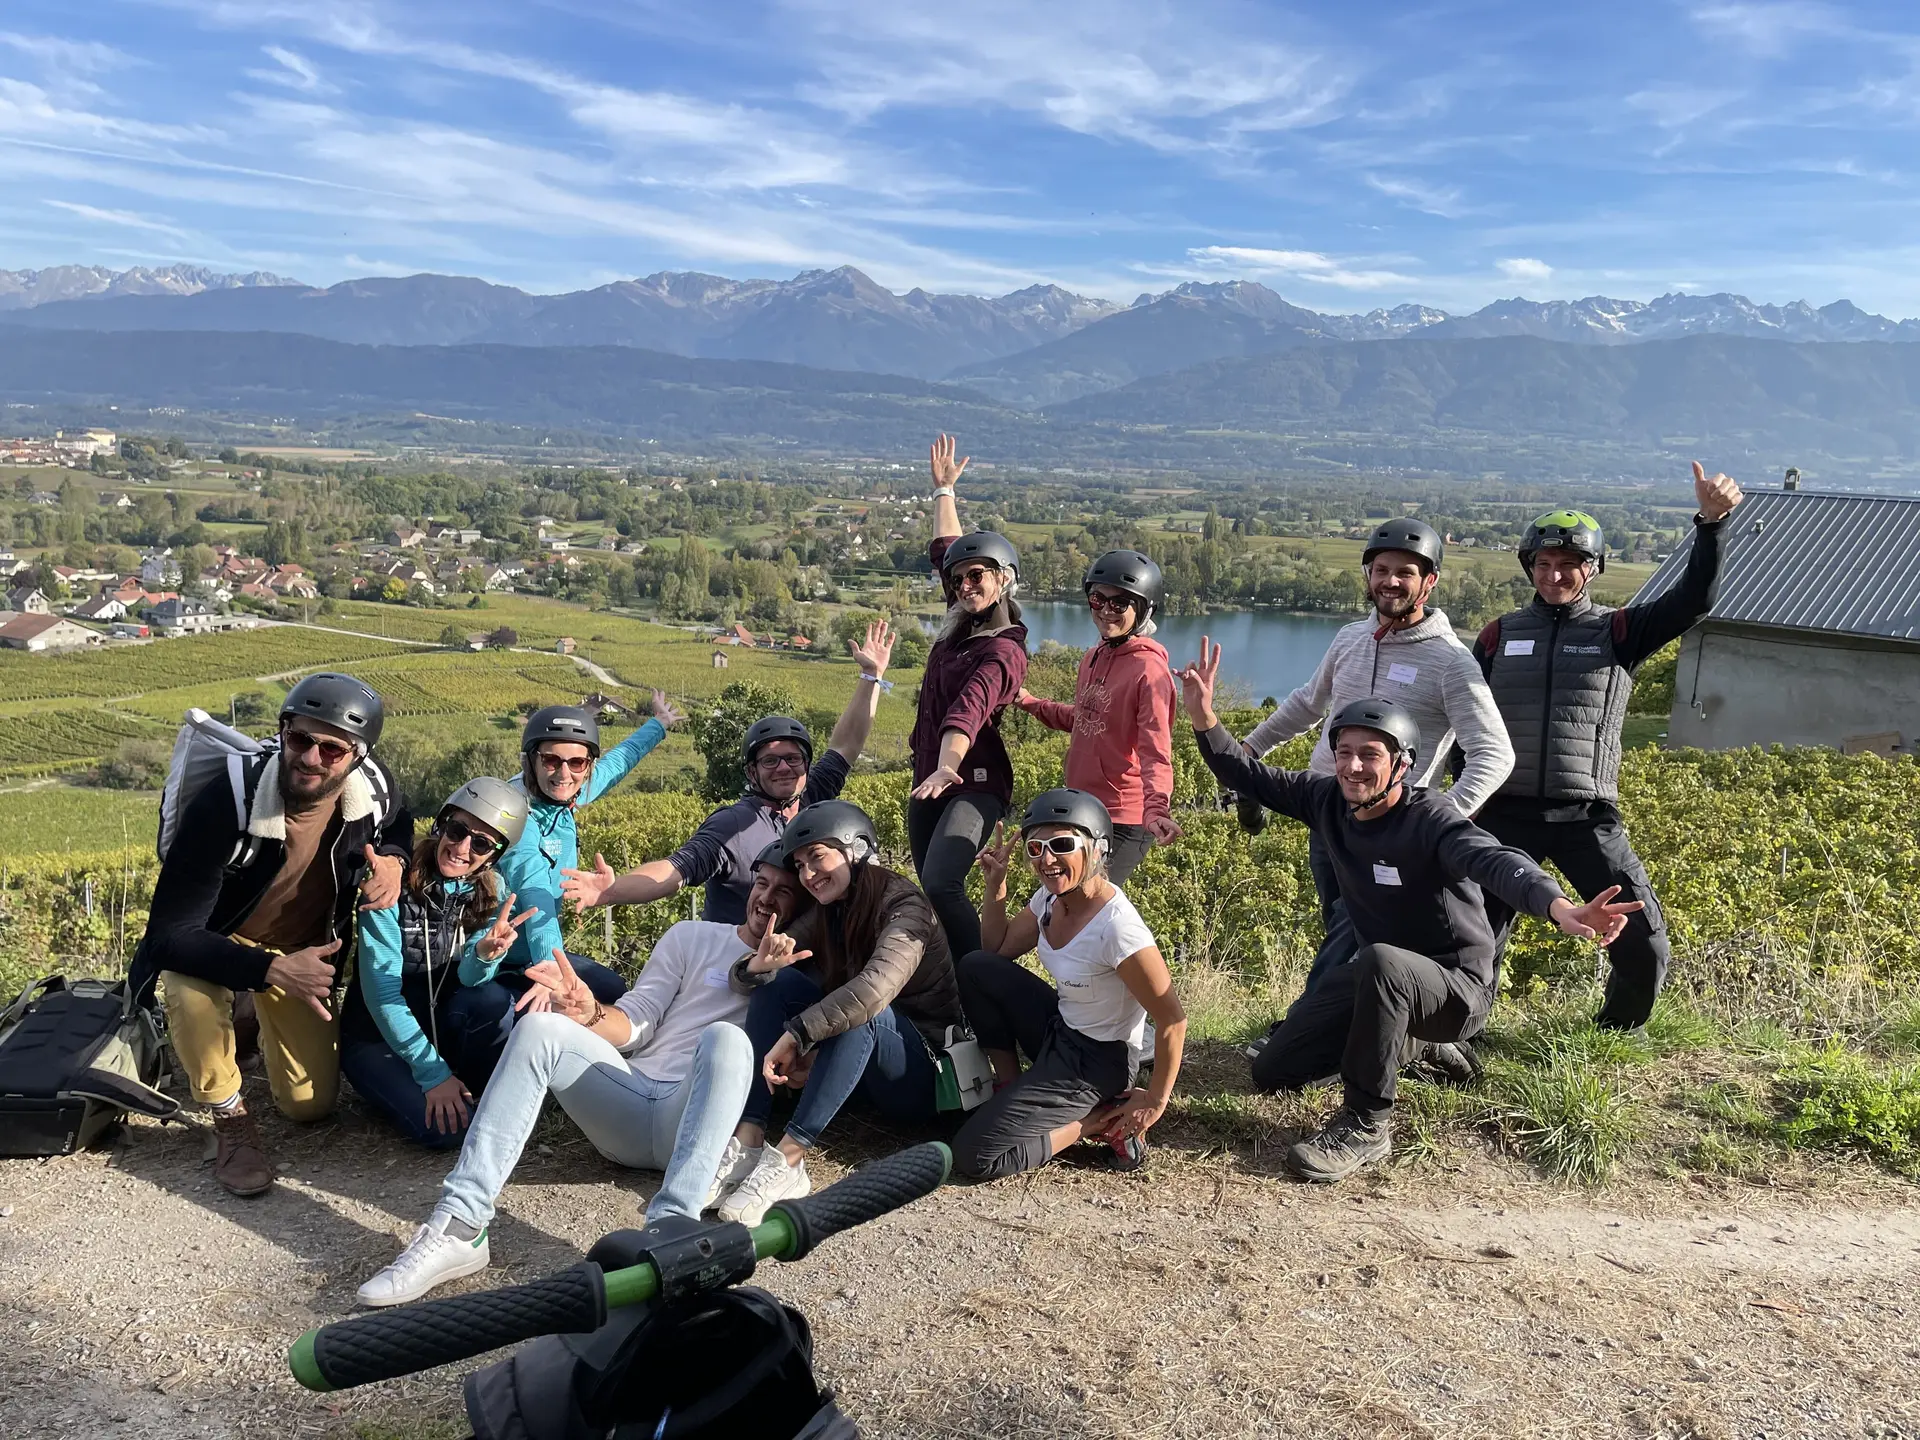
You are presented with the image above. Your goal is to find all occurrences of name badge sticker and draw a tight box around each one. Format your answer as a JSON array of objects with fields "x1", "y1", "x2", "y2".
[
  {"x1": 1373, "y1": 863, "x2": 1402, "y2": 887},
  {"x1": 1503, "y1": 639, "x2": 1535, "y2": 657},
  {"x1": 1387, "y1": 662, "x2": 1418, "y2": 685},
  {"x1": 705, "y1": 966, "x2": 732, "y2": 988}
]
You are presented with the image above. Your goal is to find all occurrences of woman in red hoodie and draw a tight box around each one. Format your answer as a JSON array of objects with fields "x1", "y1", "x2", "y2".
[
  {"x1": 1014, "y1": 549, "x2": 1180, "y2": 883},
  {"x1": 908, "y1": 433, "x2": 1030, "y2": 958}
]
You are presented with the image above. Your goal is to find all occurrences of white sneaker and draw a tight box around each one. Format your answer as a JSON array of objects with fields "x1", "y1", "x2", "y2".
[
  {"x1": 716, "y1": 1148, "x2": 810, "y2": 1226},
  {"x1": 703, "y1": 1138, "x2": 761, "y2": 1213},
  {"x1": 356, "y1": 1216, "x2": 490, "y2": 1308}
]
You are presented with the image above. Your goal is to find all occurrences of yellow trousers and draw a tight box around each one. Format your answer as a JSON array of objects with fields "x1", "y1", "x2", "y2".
[{"x1": 161, "y1": 972, "x2": 339, "y2": 1121}]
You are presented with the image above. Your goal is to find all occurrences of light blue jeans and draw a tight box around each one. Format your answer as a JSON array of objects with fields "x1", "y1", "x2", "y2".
[{"x1": 433, "y1": 1012, "x2": 754, "y2": 1228}]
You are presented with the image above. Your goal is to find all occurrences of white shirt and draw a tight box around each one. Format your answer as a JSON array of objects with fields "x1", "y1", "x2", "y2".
[
  {"x1": 613, "y1": 920, "x2": 753, "y2": 1083},
  {"x1": 1028, "y1": 886, "x2": 1157, "y2": 1055}
]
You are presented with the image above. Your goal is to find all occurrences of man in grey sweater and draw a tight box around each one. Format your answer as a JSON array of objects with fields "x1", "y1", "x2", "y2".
[{"x1": 1240, "y1": 520, "x2": 1514, "y2": 1023}]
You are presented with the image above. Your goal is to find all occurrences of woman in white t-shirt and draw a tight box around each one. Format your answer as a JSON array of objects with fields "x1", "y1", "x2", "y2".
[{"x1": 952, "y1": 788, "x2": 1186, "y2": 1180}]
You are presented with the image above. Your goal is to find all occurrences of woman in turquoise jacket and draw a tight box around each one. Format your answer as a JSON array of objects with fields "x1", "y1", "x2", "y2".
[
  {"x1": 341, "y1": 778, "x2": 539, "y2": 1147},
  {"x1": 473, "y1": 696, "x2": 681, "y2": 1007}
]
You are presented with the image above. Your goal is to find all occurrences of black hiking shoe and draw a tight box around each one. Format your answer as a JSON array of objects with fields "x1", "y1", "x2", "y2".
[
  {"x1": 1406, "y1": 1039, "x2": 1483, "y2": 1088},
  {"x1": 1286, "y1": 1107, "x2": 1392, "y2": 1183}
]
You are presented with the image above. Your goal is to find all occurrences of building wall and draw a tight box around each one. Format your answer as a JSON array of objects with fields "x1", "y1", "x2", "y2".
[{"x1": 1667, "y1": 622, "x2": 1919, "y2": 753}]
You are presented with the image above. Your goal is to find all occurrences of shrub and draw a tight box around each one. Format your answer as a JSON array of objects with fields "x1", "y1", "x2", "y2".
[
  {"x1": 87, "y1": 738, "x2": 172, "y2": 791},
  {"x1": 689, "y1": 679, "x2": 801, "y2": 803},
  {"x1": 1773, "y1": 1043, "x2": 1920, "y2": 1173}
]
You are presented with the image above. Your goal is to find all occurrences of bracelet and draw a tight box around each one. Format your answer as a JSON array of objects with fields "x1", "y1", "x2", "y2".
[
  {"x1": 857, "y1": 672, "x2": 894, "y2": 692},
  {"x1": 587, "y1": 999, "x2": 605, "y2": 1028},
  {"x1": 932, "y1": 485, "x2": 955, "y2": 498}
]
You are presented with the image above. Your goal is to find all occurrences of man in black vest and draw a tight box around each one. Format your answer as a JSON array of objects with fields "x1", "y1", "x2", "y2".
[
  {"x1": 1471, "y1": 461, "x2": 1743, "y2": 1030},
  {"x1": 1182, "y1": 647, "x2": 1641, "y2": 1182}
]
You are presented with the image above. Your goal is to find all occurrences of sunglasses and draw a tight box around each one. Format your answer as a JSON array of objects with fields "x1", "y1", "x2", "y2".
[
  {"x1": 438, "y1": 816, "x2": 500, "y2": 856},
  {"x1": 282, "y1": 728, "x2": 355, "y2": 766},
  {"x1": 1025, "y1": 834, "x2": 1092, "y2": 859},
  {"x1": 756, "y1": 752, "x2": 807, "y2": 773},
  {"x1": 1086, "y1": 591, "x2": 1135, "y2": 615},
  {"x1": 952, "y1": 564, "x2": 999, "y2": 589},
  {"x1": 537, "y1": 752, "x2": 594, "y2": 774}
]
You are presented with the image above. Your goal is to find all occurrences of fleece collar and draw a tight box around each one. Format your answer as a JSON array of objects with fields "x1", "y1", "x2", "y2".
[{"x1": 248, "y1": 753, "x2": 373, "y2": 842}]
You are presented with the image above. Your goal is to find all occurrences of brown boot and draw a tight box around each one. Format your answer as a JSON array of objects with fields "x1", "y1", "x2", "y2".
[{"x1": 211, "y1": 1102, "x2": 274, "y2": 1197}]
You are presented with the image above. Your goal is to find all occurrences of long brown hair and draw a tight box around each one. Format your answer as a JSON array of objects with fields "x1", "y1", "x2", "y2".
[
  {"x1": 811, "y1": 861, "x2": 904, "y2": 989},
  {"x1": 407, "y1": 828, "x2": 502, "y2": 930}
]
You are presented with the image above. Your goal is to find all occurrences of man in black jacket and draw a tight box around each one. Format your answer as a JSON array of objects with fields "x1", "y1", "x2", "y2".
[
  {"x1": 131, "y1": 673, "x2": 413, "y2": 1196},
  {"x1": 1471, "y1": 461, "x2": 1743, "y2": 1029},
  {"x1": 1181, "y1": 642, "x2": 1640, "y2": 1182}
]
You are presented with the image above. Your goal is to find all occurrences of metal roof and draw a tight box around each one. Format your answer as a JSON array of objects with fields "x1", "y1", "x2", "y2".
[{"x1": 1631, "y1": 489, "x2": 1920, "y2": 642}]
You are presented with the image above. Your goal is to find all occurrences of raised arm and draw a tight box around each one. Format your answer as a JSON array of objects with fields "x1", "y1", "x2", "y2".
[
  {"x1": 582, "y1": 690, "x2": 683, "y2": 804},
  {"x1": 1614, "y1": 462, "x2": 1741, "y2": 671},
  {"x1": 1180, "y1": 638, "x2": 1316, "y2": 823},
  {"x1": 976, "y1": 822, "x2": 1041, "y2": 957},
  {"x1": 825, "y1": 619, "x2": 896, "y2": 764},
  {"x1": 930, "y1": 433, "x2": 966, "y2": 543}
]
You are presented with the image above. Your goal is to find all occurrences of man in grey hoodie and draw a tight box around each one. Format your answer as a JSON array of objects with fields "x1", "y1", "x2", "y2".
[{"x1": 1239, "y1": 520, "x2": 1515, "y2": 1038}]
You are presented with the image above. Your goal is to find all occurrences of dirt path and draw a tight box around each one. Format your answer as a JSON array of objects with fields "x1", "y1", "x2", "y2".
[{"x1": 3, "y1": 1100, "x2": 1917, "y2": 1440}]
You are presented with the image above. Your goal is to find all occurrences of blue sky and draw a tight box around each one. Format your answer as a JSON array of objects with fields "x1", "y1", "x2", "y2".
[{"x1": 4, "y1": 1, "x2": 1920, "y2": 315}]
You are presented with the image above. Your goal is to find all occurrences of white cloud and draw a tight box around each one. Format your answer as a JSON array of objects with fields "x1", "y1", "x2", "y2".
[
  {"x1": 0, "y1": 33, "x2": 137, "y2": 76},
  {"x1": 1689, "y1": 3, "x2": 1849, "y2": 56},
  {"x1": 784, "y1": 0, "x2": 1351, "y2": 157},
  {"x1": 44, "y1": 199, "x2": 193, "y2": 240},
  {"x1": 1364, "y1": 173, "x2": 1468, "y2": 218},
  {"x1": 1496, "y1": 257, "x2": 1552, "y2": 282},
  {"x1": 247, "y1": 45, "x2": 334, "y2": 94},
  {"x1": 1183, "y1": 245, "x2": 1417, "y2": 290}
]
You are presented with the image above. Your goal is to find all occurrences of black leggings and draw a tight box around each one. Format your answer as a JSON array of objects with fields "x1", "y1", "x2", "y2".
[
  {"x1": 907, "y1": 791, "x2": 1005, "y2": 959},
  {"x1": 950, "y1": 950, "x2": 1133, "y2": 1182}
]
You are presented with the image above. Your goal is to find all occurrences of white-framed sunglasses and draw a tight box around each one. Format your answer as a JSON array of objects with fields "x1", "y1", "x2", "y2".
[{"x1": 1025, "y1": 834, "x2": 1093, "y2": 859}]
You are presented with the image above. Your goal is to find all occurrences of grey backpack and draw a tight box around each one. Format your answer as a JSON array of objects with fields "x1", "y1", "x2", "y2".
[{"x1": 0, "y1": 977, "x2": 179, "y2": 1156}]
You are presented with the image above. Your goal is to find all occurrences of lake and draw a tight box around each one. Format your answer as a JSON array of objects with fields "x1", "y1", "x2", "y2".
[{"x1": 1019, "y1": 601, "x2": 1354, "y2": 701}]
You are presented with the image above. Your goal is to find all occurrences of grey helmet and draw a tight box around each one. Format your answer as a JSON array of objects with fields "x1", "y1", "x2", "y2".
[
  {"x1": 779, "y1": 799, "x2": 878, "y2": 867},
  {"x1": 751, "y1": 839, "x2": 790, "y2": 875},
  {"x1": 281, "y1": 672, "x2": 384, "y2": 748},
  {"x1": 1326, "y1": 698, "x2": 1422, "y2": 769},
  {"x1": 438, "y1": 776, "x2": 528, "y2": 851},
  {"x1": 1083, "y1": 549, "x2": 1164, "y2": 631},
  {"x1": 940, "y1": 530, "x2": 1020, "y2": 582},
  {"x1": 1019, "y1": 787, "x2": 1113, "y2": 855},
  {"x1": 522, "y1": 705, "x2": 600, "y2": 758},
  {"x1": 742, "y1": 715, "x2": 814, "y2": 770},
  {"x1": 1361, "y1": 518, "x2": 1445, "y2": 576}
]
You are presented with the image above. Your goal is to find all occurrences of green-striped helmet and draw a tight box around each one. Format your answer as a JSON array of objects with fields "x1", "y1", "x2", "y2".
[{"x1": 1519, "y1": 509, "x2": 1606, "y2": 575}]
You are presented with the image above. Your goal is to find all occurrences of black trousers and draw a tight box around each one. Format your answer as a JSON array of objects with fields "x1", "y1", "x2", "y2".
[
  {"x1": 908, "y1": 791, "x2": 1006, "y2": 959},
  {"x1": 1107, "y1": 823, "x2": 1153, "y2": 886},
  {"x1": 1251, "y1": 944, "x2": 1487, "y2": 1120},
  {"x1": 1306, "y1": 828, "x2": 1341, "y2": 932},
  {"x1": 1477, "y1": 802, "x2": 1670, "y2": 1029},
  {"x1": 950, "y1": 950, "x2": 1133, "y2": 1182}
]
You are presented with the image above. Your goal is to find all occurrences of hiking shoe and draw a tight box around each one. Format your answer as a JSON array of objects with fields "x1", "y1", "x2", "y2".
[
  {"x1": 1286, "y1": 1108, "x2": 1392, "y2": 1184},
  {"x1": 703, "y1": 1137, "x2": 761, "y2": 1213},
  {"x1": 1407, "y1": 1040, "x2": 1483, "y2": 1088},
  {"x1": 1104, "y1": 1132, "x2": 1148, "y2": 1172},
  {"x1": 1244, "y1": 1033, "x2": 1270, "y2": 1063},
  {"x1": 211, "y1": 1103, "x2": 273, "y2": 1197},
  {"x1": 717, "y1": 1148, "x2": 811, "y2": 1226},
  {"x1": 357, "y1": 1217, "x2": 491, "y2": 1308}
]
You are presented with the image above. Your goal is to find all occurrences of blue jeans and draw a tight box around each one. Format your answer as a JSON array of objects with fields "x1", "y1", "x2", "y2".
[
  {"x1": 433, "y1": 1012, "x2": 756, "y2": 1227},
  {"x1": 340, "y1": 979, "x2": 520, "y2": 1150},
  {"x1": 739, "y1": 967, "x2": 937, "y2": 1149}
]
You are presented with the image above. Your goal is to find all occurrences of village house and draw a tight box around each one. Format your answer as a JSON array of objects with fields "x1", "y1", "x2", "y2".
[
  {"x1": 387, "y1": 525, "x2": 428, "y2": 549},
  {"x1": 145, "y1": 595, "x2": 220, "y2": 634},
  {"x1": 6, "y1": 586, "x2": 51, "y2": 615},
  {"x1": 70, "y1": 594, "x2": 127, "y2": 623},
  {"x1": 140, "y1": 549, "x2": 179, "y2": 586},
  {"x1": 0, "y1": 613, "x2": 102, "y2": 651}
]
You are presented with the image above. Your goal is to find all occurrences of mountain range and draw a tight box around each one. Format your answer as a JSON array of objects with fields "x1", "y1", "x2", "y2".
[{"x1": 7, "y1": 263, "x2": 1918, "y2": 400}]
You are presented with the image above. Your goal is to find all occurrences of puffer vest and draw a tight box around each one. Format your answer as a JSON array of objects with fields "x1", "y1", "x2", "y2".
[
  {"x1": 396, "y1": 880, "x2": 474, "y2": 982},
  {"x1": 1482, "y1": 596, "x2": 1633, "y2": 803}
]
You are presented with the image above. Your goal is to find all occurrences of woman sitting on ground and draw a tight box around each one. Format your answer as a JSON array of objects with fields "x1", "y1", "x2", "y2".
[
  {"x1": 951, "y1": 788, "x2": 1186, "y2": 1180},
  {"x1": 713, "y1": 799, "x2": 965, "y2": 1225},
  {"x1": 341, "y1": 778, "x2": 536, "y2": 1148},
  {"x1": 356, "y1": 845, "x2": 811, "y2": 1307}
]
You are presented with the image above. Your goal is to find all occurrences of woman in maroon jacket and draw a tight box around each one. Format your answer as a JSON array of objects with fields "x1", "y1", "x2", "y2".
[{"x1": 907, "y1": 433, "x2": 1029, "y2": 957}]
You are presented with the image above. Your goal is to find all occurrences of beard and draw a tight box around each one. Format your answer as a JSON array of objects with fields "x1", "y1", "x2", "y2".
[
  {"x1": 279, "y1": 760, "x2": 351, "y2": 809},
  {"x1": 1372, "y1": 585, "x2": 1421, "y2": 621}
]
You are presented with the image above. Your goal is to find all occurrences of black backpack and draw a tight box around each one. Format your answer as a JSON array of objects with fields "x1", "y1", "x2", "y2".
[
  {"x1": 463, "y1": 1226, "x2": 857, "y2": 1440},
  {"x1": 0, "y1": 976, "x2": 179, "y2": 1157}
]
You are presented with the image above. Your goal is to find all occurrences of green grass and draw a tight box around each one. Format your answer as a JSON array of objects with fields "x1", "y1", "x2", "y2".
[
  {"x1": 0, "y1": 784, "x2": 158, "y2": 858},
  {"x1": 1621, "y1": 714, "x2": 1667, "y2": 750},
  {"x1": 1484, "y1": 1049, "x2": 1639, "y2": 1184},
  {"x1": 1773, "y1": 1043, "x2": 1920, "y2": 1173}
]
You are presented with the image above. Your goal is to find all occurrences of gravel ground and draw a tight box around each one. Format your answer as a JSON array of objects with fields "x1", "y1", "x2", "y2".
[{"x1": 3, "y1": 1084, "x2": 1918, "y2": 1440}]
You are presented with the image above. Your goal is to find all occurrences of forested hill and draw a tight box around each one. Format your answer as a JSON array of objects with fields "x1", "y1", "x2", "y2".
[{"x1": 4, "y1": 324, "x2": 1920, "y2": 480}]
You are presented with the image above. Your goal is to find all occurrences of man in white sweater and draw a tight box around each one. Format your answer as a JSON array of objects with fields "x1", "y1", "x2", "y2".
[
  {"x1": 356, "y1": 844, "x2": 809, "y2": 1307},
  {"x1": 1240, "y1": 520, "x2": 1514, "y2": 1026}
]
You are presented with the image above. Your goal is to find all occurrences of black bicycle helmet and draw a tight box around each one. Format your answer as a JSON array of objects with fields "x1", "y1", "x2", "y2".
[
  {"x1": 1518, "y1": 509, "x2": 1607, "y2": 575},
  {"x1": 778, "y1": 799, "x2": 878, "y2": 867},
  {"x1": 1361, "y1": 518, "x2": 1445, "y2": 575},
  {"x1": 1325, "y1": 698, "x2": 1421, "y2": 768},
  {"x1": 1019, "y1": 788, "x2": 1114, "y2": 852},
  {"x1": 1083, "y1": 549, "x2": 1164, "y2": 626},
  {"x1": 940, "y1": 530, "x2": 1020, "y2": 581},
  {"x1": 742, "y1": 715, "x2": 814, "y2": 770},
  {"x1": 750, "y1": 839, "x2": 790, "y2": 876},
  {"x1": 522, "y1": 705, "x2": 601, "y2": 758},
  {"x1": 280, "y1": 672, "x2": 384, "y2": 748}
]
